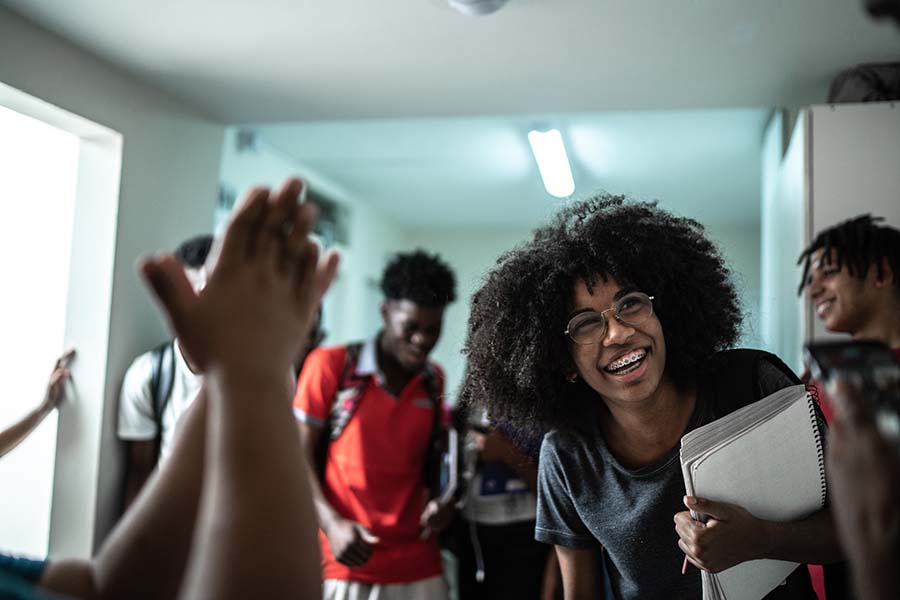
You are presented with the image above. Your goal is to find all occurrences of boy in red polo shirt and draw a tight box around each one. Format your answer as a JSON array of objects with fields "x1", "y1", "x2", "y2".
[{"x1": 295, "y1": 250, "x2": 457, "y2": 600}]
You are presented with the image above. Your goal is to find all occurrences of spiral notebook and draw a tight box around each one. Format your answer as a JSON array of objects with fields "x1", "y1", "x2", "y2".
[{"x1": 680, "y1": 384, "x2": 826, "y2": 600}]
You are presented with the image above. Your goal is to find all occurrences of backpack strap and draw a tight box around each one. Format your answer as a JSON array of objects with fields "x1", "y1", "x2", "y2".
[
  {"x1": 422, "y1": 363, "x2": 441, "y2": 417},
  {"x1": 314, "y1": 342, "x2": 365, "y2": 478},
  {"x1": 421, "y1": 362, "x2": 447, "y2": 497},
  {"x1": 327, "y1": 343, "x2": 366, "y2": 441},
  {"x1": 313, "y1": 344, "x2": 448, "y2": 492},
  {"x1": 700, "y1": 349, "x2": 801, "y2": 420},
  {"x1": 149, "y1": 341, "x2": 176, "y2": 460}
]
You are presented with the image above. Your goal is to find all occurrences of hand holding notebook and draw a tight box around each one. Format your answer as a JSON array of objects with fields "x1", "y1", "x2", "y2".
[
  {"x1": 679, "y1": 384, "x2": 827, "y2": 600},
  {"x1": 676, "y1": 495, "x2": 777, "y2": 574}
]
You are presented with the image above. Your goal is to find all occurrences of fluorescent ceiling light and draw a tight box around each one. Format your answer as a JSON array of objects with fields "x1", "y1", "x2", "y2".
[
  {"x1": 448, "y1": 0, "x2": 509, "y2": 16},
  {"x1": 527, "y1": 128, "x2": 575, "y2": 198}
]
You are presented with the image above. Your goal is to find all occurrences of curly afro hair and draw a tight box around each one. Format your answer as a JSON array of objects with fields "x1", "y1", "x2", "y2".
[
  {"x1": 460, "y1": 195, "x2": 742, "y2": 434},
  {"x1": 797, "y1": 214, "x2": 900, "y2": 294},
  {"x1": 381, "y1": 249, "x2": 457, "y2": 307}
]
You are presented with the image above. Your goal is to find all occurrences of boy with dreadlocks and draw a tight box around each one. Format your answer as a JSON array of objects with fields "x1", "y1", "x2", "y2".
[
  {"x1": 462, "y1": 196, "x2": 842, "y2": 600},
  {"x1": 798, "y1": 214, "x2": 900, "y2": 420},
  {"x1": 795, "y1": 214, "x2": 900, "y2": 599}
]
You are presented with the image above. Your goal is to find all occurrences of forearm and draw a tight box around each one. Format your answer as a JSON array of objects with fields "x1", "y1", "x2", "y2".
[
  {"x1": 480, "y1": 431, "x2": 539, "y2": 492},
  {"x1": 761, "y1": 509, "x2": 843, "y2": 564},
  {"x1": 851, "y1": 556, "x2": 900, "y2": 600},
  {"x1": 556, "y1": 545, "x2": 601, "y2": 600},
  {"x1": 40, "y1": 400, "x2": 206, "y2": 600},
  {"x1": 119, "y1": 440, "x2": 159, "y2": 514},
  {"x1": 298, "y1": 423, "x2": 342, "y2": 534},
  {"x1": 121, "y1": 470, "x2": 152, "y2": 514},
  {"x1": 180, "y1": 367, "x2": 320, "y2": 600},
  {"x1": 508, "y1": 456, "x2": 539, "y2": 493},
  {"x1": 306, "y1": 454, "x2": 341, "y2": 533},
  {"x1": 541, "y1": 551, "x2": 562, "y2": 600},
  {"x1": 0, "y1": 406, "x2": 50, "y2": 457},
  {"x1": 39, "y1": 559, "x2": 96, "y2": 600},
  {"x1": 90, "y1": 395, "x2": 207, "y2": 600}
]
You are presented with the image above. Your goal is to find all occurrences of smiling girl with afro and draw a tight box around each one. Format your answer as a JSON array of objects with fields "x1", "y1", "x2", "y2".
[{"x1": 460, "y1": 195, "x2": 840, "y2": 600}]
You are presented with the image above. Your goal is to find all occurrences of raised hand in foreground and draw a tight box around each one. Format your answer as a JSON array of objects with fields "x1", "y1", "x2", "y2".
[
  {"x1": 826, "y1": 377, "x2": 900, "y2": 600},
  {"x1": 141, "y1": 178, "x2": 338, "y2": 376},
  {"x1": 38, "y1": 178, "x2": 337, "y2": 600},
  {"x1": 150, "y1": 178, "x2": 338, "y2": 600}
]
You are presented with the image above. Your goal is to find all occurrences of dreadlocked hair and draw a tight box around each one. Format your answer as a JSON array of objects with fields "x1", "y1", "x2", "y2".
[
  {"x1": 797, "y1": 214, "x2": 900, "y2": 294},
  {"x1": 460, "y1": 195, "x2": 742, "y2": 435}
]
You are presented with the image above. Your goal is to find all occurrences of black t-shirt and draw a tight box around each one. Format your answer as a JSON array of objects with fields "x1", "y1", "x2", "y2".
[{"x1": 535, "y1": 355, "x2": 818, "y2": 600}]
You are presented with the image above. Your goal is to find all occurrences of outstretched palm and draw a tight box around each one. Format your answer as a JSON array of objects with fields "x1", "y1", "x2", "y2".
[{"x1": 139, "y1": 178, "x2": 339, "y2": 375}]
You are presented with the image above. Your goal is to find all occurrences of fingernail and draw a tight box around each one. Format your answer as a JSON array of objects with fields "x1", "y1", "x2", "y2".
[{"x1": 685, "y1": 496, "x2": 696, "y2": 506}]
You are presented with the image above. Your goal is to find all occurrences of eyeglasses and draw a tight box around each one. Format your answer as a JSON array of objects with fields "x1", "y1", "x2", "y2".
[{"x1": 564, "y1": 292, "x2": 655, "y2": 345}]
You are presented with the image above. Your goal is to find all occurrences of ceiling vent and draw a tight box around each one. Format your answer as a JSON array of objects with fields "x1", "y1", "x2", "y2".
[
  {"x1": 307, "y1": 188, "x2": 349, "y2": 247},
  {"x1": 217, "y1": 183, "x2": 349, "y2": 247},
  {"x1": 448, "y1": 0, "x2": 509, "y2": 16},
  {"x1": 225, "y1": 128, "x2": 350, "y2": 247}
]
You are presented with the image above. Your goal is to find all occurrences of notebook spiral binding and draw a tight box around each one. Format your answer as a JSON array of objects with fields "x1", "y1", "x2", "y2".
[{"x1": 805, "y1": 384, "x2": 828, "y2": 507}]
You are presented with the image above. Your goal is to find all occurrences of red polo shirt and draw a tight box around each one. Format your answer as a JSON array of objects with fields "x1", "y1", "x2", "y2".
[{"x1": 293, "y1": 338, "x2": 444, "y2": 584}]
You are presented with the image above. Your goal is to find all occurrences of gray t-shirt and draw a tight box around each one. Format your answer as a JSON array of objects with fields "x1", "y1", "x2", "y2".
[{"x1": 535, "y1": 358, "x2": 815, "y2": 600}]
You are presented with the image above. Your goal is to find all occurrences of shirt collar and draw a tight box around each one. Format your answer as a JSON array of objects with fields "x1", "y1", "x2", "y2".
[
  {"x1": 355, "y1": 332, "x2": 432, "y2": 386},
  {"x1": 355, "y1": 334, "x2": 380, "y2": 377}
]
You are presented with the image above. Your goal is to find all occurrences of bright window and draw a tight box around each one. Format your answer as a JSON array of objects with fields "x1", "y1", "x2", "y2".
[{"x1": 0, "y1": 104, "x2": 79, "y2": 557}]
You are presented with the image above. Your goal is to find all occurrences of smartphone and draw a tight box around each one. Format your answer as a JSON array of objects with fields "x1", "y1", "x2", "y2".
[{"x1": 805, "y1": 340, "x2": 900, "y2": 440}]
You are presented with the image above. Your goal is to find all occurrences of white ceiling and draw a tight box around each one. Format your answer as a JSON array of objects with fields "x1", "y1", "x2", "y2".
[
  {"x1": 6, "y1": 1, "x2": 896, "y2": 230},
  {"x1": 250, "y1": 108, "x2": 770, "y2": 229},
  {"x1": 4, "y1": 0, "x2": 899, "y2": 122}
]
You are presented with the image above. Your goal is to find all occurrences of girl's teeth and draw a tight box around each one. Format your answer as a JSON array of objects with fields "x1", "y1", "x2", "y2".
[
  {"x1": 618, "y1": 362, "x2": 641, "y2": 374},
  {"x1": 607, "y1": 350, "x2": 646, "y2": 372}
]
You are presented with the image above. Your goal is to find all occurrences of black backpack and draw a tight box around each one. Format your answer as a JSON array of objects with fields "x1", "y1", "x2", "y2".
[
  {"x1": 700, "y1": 349, "x2": 801, "y2": 417},
  {"x1": 313, "y1": 343, "x2": 445, "y2": 496},
  {"x1": 148, "y1": 341, "x2": 176, "y2": 460},
  {"x1": 828, "y1": 62, "x2": 900, "y2": 103}
]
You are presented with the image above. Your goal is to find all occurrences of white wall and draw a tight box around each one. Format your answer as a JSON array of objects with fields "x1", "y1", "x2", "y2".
[
  {"x1": 0, "y1": 8, "x2": 225, "y2": 555},
  {"x1": 806, "y1": 102, "x2": 900, "y2": 342},
  {"x1": 704, "y1": 221, "x2": 765, "y2": 351},
  {"x1": 760, "y1": 112, "x2": 807, "y2": 372},
  {"x1": 759, "y1": 110, "x2": 782, "y2": 356}
]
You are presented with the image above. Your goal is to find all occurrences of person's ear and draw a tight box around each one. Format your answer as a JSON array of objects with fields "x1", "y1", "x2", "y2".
[
  {"x1": 876, "y1": 257, "x2": 894, "y2": 288},
  {"x1": 380, "y1": 301, "x2": 390, "y2": 325},
  {"x1": 881, "y1": 258, "x2": 897, "y2": 286}
]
